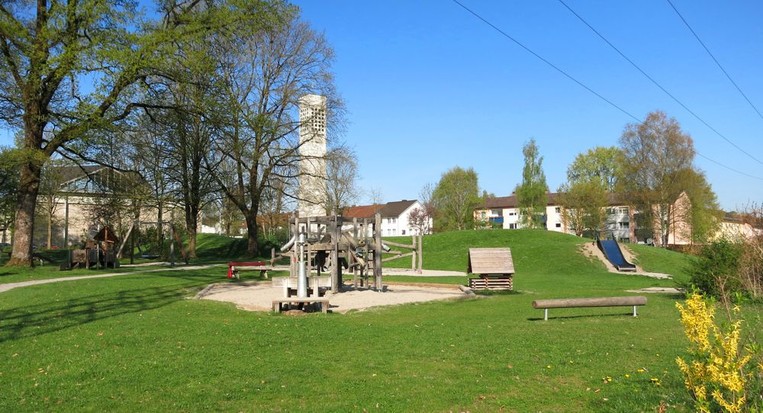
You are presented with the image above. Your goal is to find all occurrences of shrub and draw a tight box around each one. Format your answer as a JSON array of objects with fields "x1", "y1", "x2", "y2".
[
  {"x1": 675, "y1": 293, "x2": 761, "y2": 412},
  {"x1": 689, "y1": 240, "x2": 743, "y2": 300}
]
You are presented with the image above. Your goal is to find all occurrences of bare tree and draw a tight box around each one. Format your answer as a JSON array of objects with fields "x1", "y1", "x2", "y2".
[
  {"x1": 206, "y1": 13, "x2": 343, "y2": 255},
  {"x1": 619, "y1": 111, "x2": 696, "y2": 246},
  {"x1": 408, "y1": 183, "x2": 434, "y2": 235},
  {"x1": 323, "y1": 146, "x2": 360, "y2": 216}
]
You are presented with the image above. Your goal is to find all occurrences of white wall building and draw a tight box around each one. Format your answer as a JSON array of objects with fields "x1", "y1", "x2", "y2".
[
  {"x1": 343, "y1": 200, "x2": 431, "y2": 237},
  {"x1": 475, "y1": 193, "x2": 634, "y2": 241}
]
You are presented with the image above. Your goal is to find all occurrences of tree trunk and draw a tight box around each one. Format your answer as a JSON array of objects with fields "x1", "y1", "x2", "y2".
[
  {"x1": 184, "y1": 204, "x2": 199, "y2": 259},
  {"x1": 46, "y1": 199, "x2": 53, "y2": 249},
  {"x1": 245, "y1": 214, "x2": 259, "y2": 256},
  {"x1": 7, "y1": 162, "x2": 42, "y2": 266}
]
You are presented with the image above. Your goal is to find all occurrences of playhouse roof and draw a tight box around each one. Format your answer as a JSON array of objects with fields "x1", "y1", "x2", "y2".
[{"x1": 467, "y1": 248, "x2": 515, "y2": 275}]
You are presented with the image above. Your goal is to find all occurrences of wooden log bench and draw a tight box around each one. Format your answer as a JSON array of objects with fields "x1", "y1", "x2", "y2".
[
  {"x1": 272, "y1": 298, "x2": 330, "y2": 314},
  {"x1": 532, "y1": 296, "x2": 647, "y2": 321},
  {"x1": 227, "y1": 261, "x2": 272, "y2": 279}
]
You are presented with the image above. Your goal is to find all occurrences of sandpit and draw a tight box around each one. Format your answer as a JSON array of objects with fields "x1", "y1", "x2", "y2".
[{"x1": 196, "y1": 281, "x2": 470, "y2": 314}]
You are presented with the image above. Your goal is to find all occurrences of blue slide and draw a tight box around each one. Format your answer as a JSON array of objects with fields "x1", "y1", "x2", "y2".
[{"x1": 597, "y1": 239, "x2": 637, "y2": 272}]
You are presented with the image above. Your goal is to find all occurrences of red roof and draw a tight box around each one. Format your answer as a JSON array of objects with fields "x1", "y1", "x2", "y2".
[{"x1": 343, "y1": 204, "x2": 383, "y2": 219}]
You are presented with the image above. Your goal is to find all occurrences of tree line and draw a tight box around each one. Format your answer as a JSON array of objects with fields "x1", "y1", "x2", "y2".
[
  {"x1": 0, "y1": 0, "x2": 360, "y2": 267},
  {"x1": 426, "y1": 110, "x2": 726, "y2": 245}
]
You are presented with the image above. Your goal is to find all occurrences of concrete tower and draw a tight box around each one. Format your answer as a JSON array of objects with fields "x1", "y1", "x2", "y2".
[{"x1": 298, "y1": 94, "x2": 327, "y2": 218}]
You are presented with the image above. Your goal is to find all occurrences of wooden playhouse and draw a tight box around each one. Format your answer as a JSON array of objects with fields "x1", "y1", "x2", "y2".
[{"x1": 467, "y1": 247, "x2": 515, "y2": 290}]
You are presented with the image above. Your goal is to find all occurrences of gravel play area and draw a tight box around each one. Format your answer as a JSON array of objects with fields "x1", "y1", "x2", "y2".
[{"x1": 196, "y1": 281, "x2": 470, "y2": 314}]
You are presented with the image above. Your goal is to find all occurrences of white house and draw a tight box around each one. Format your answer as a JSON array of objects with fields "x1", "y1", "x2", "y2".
[{"x1": 343, "y1": 200, "x2": 430, "y2": 236}]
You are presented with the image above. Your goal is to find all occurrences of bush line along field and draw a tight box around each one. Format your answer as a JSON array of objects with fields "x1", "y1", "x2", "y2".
[{"x1": 0, "y1": 230, "x2": 757, "y2": 412}]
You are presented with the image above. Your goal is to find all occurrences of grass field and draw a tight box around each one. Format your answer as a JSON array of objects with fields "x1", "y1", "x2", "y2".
[{"x1": 0, "y1": 230, "x2": 759, "y2": 412}]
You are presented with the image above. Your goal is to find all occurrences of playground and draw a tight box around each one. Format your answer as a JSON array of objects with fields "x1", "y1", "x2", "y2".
[
  {"x1": 197, "y1": 274, "x2": 468, "y2": 313},
  {"x1": 3, "y1": 229, "x2": 758, "y2": 412}
]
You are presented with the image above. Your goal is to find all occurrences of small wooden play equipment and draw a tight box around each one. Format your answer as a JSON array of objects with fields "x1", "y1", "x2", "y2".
[
  {"x1": 532, "y1": 296, "x2": 647, "y2": 321},
  {"x1": 227, "y1": 261, "x2": 272, "y2": 279},
  {"x1": 467, "y1": 248, "x2": 515, "y2": 290},
  {"x1": 63, "y1": 226, "x2": 120, "y2": 270}
]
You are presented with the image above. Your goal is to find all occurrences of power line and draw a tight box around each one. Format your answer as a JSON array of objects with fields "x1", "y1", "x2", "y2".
[
  {"x1": 450, "y1": 0, "x2": 638, "y2": 122},
  {"x1": 696, "y1": 152, "x2": 763, "y2": 181},
  {"x1": 558, "y1": 0, "x2": 763, "y2": 167},
  {"x1": 450, "y1": 0, "x2": 763, "y2": 181},
  {"x1": 666, "y1": 0, "x2": 763, "y2": 122}
]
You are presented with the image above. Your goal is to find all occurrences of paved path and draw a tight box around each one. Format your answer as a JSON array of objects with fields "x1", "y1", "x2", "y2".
[
  {"x1": 0, "y1": 264, "x2": 465, "y2": 294},
  {"x1": 0, "y1": 264, "x2": 217, "y2": 294}
]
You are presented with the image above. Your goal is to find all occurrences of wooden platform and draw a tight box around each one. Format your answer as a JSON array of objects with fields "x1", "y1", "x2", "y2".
[
  {"x1": 468, "y1": 276, "x2": 513, "y2": 290},
  {"x1": 272, "y1": 298, "x2": 330, "y2": 313}
]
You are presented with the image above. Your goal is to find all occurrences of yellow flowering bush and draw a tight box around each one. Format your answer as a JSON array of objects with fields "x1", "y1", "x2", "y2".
[{"x1": 675, "y1": 293, "x2": 759, "y2": 412}]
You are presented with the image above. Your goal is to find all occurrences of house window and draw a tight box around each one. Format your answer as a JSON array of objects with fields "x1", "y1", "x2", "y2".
[
  {"x1": 606, "y1": 208, "x2": 615, "y2": 215},
  {"x1": 619, "y1": 207, "x2": 629, "y2": 214},
  {"x1": 509, "y1": 212, "x2": 517, "y2": 216},
  {"x1": 555, "y1": 207, "x2": 561, "y2": 213},
  {"x1": 555, "y1": 222, "x2": 562, "y2": 228},
  {"x1": 509, "y1": 223, "x2": 517, "y2": 229},
  {"x1": 619, "y1": 221, "x2": 630, "y2": 229},
  {"x1": 402, "y1": 230, "x2": 406, "y2": 235}
]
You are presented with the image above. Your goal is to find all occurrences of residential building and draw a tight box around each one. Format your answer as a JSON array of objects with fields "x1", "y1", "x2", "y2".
[
  {"x1": 475, "y1": 193, "x2": 634, "y2": 241},
  {"x1": 343, "y1": 200, "x2": 430, "y2": 236}
]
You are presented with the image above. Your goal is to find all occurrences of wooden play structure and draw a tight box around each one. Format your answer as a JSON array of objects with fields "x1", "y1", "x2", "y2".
[
  {"x1": 467, "y1": 247, "x2": 515, "y2": 290},
  {"x1": 271, "y1": 213, "x2": 423, "y2": 310},
  {"x1": 63, "y1": 226, "x2": 120, "y2": 269}
]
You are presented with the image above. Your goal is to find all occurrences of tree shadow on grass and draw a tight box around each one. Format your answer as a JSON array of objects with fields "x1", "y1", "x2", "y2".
[{"x1": 0, "y1": 282, "x2": 200, "y2": 343}]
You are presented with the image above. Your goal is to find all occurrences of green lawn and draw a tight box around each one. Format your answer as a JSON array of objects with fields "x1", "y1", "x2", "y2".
[{"x1": 0, "y1": 230, "x2": 758, "y2": 412}]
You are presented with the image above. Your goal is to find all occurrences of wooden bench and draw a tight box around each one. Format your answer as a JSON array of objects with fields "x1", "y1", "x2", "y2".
[
  {"x1": 227, "y1": 261, "x2": 272, "y2": 279},
  {"x1": 532, "y1": 296, "x2": 647, "y2": 321},
  {"x1": 272, "y1": 298, "x2": 330, "y2": 313}
]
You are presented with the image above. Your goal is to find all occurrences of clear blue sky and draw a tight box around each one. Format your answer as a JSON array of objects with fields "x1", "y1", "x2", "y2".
[
  {"x1": 291, "y1": 0, "x2": 763, "y2": 211},
  {"x1": 2, "y1": 1, "x2": 761, "y2": 211}
]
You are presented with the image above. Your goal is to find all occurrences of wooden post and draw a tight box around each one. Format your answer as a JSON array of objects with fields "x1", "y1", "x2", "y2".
[
  {"x1": 411, "y1": 235, "x2": 416, "y2": 270},
  {"x1": 417, "y1": 234, "x2": 423, "y2": 272},
  {"x1": 373, "y1": 213, "x2": 383, "y2": 291},
  {"x1": 330, "y1": 215, "x2": 340, "y2": 293},
  {"x1": 356, "y1": 218, "x2": 360, "y2": 288}
]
